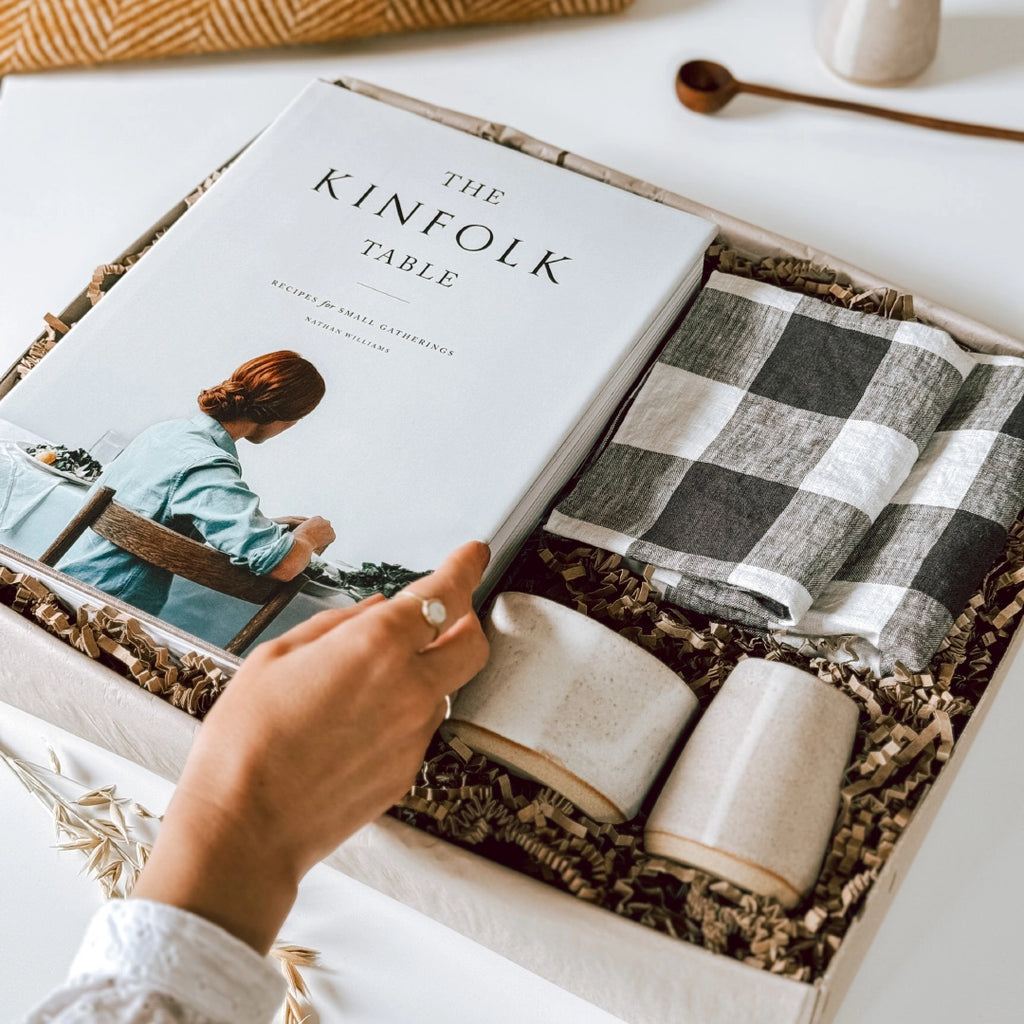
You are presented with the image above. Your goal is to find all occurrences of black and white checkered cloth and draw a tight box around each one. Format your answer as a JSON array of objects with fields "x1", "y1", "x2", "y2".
[
  {"x1": 546, "y1": 271, "x2": 981, "y2": 644},
  {"x1": 793, "y1": 353, "x2": 1024, "y2": 671}
]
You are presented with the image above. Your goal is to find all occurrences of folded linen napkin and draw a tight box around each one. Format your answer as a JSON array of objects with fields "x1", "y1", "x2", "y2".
[
  {"x1": 791, "y1": 353, "x2": 1024, "y2": 672},
  {"x1": 546, "y1": 272, "x2": 976, "y2": 631}
]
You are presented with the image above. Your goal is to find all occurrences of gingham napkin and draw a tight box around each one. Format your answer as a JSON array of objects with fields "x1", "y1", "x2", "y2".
[
  {"x1": 546, "y1": 272, "x2": 976, "y2": 631},
  {"x1": 792, "y1": 353, "x2": 1024, "y2": 672}
]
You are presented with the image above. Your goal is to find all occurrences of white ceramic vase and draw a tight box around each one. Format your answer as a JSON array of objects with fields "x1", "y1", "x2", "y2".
[
  {"x1": 443, "y1": 591, "x2": 699, "y2": 823},
  {"x1": 644, "y1": 658, "x2": 859, "y2": 908},
  {"x1": 816, "y1": 0, "x2": 942, "y2": 85}
]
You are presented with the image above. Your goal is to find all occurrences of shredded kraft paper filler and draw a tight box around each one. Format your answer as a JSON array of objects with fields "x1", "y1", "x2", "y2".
[{"x1": 4, "y1": 217, "x2": 1024, "y2": 988}]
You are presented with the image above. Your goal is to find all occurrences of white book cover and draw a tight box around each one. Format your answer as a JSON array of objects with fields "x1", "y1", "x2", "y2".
[{"x1": 0, "y1": 79, "x2": 716, "y2": 605}]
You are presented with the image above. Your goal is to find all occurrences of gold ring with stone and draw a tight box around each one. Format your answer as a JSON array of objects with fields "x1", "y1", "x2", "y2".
[{"x1": 400, "y1": 589, "x2": 448, "y2": 642}]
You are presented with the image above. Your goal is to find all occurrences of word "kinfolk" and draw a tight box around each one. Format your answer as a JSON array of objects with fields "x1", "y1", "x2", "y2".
[{"x1": 312, "y1": 169, "x2": 573, "y2": 285}]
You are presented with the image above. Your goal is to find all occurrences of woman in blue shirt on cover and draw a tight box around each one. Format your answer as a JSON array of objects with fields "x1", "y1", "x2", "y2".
[{"x1": 59, "y1": 350, "x2": 336, "y2": 615}]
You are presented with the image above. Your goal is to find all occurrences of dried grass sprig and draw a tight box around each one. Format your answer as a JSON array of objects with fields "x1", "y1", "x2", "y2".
[
  {"x1": 270, "y1": 944, "x2": 322, "y2": 1024},
  {"x1": 0, "y1": 745, "x2": 154, "y2": 898},
  {"x1": 1, "y1": 742, "x2": 323, "y2": 1023}
]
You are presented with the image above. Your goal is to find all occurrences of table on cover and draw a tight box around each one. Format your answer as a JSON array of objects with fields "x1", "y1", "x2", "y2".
[{"x1": 0, "y1": 419, "x2": 354, "y2": 649}]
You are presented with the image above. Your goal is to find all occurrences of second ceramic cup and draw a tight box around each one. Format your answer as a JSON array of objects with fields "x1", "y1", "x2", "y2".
[
  {"x1": 645, "y1": 658, "x2": 859, "y2": 908},
  {"x1": 442, "y1": 591, "x2": 699, "y2": 823}
]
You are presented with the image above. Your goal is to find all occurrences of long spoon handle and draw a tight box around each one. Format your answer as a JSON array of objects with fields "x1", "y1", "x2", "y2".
[{"x1": 738, "y1": 81, "x2": 1024, "y2": 142}]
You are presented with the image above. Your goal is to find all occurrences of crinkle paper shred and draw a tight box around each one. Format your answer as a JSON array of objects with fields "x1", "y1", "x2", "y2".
[{"x1": 4, "y1": 244, "x2": 1023, "y2": 983}]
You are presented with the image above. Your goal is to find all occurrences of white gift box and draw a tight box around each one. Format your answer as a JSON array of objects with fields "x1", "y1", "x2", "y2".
[{"x1": 2, "y1": 79, "x2": 1023, "y2": 1024}]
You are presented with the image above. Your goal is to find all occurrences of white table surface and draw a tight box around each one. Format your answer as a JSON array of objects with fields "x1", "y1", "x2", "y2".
[{"x1": 2, "y1": 1, "x2": 1023, "y2": 1021}]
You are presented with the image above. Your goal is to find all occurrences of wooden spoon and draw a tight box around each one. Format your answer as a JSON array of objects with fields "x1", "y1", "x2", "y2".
[{"x1": 676, "y1": 60, "x2": 1024, "y2": 143}]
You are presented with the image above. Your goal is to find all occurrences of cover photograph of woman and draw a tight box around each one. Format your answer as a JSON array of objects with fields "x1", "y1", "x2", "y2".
[{"x1": 0, "y1": 349, "x2": 428, "y2": 652}]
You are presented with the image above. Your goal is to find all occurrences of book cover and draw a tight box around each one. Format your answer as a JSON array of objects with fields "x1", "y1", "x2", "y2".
[{"x1": 0, "y1": 79, "x2": 716, "y2": 646}]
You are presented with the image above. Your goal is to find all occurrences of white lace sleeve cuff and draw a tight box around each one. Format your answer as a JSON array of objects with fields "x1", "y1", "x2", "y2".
[{"x1": 67, "y1": 898, "x2": 286, "y2": 1024}]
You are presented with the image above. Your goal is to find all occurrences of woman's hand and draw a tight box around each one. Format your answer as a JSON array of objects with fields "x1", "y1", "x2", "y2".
[
  {"x1": 132, "y1": 541, "x2": 490, "y2": 953},
  {"x1": 294, "y1": 515, "x2": 335, "y2": 550},
  {"x1": 269, "y1": 515, "x2": 337, "y2": 579}
]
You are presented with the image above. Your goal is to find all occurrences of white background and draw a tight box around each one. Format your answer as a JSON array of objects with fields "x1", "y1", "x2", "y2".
[{"x1": 2, "y1": 1, "x2": 1023, "y2": 1021}]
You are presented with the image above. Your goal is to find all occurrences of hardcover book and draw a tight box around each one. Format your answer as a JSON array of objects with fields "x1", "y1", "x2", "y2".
[{"x1": 0, "y1": 79, "x2": 716, "y2": 647}]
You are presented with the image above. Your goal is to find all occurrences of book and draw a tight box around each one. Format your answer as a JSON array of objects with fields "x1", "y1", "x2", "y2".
[{"x1": 0, "y1": 79, "x2": 716, "y2": 643}]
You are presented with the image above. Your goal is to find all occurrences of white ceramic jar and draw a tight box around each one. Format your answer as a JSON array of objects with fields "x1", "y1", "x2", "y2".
[{"x1": 816, "y1": 0, "x2": 942, "y2": 85}]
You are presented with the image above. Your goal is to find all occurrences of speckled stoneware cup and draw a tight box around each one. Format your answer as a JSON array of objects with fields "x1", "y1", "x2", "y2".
[
  {"x1": 442, "y1": 592, "x2": 699, "y2": 824},
  {"x1": 645, "y1": 658, "x2": 858, "y2": 908}
]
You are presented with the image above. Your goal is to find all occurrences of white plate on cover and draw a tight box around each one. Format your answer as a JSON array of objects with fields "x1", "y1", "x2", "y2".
[
  {"x1": 300, "y1": 556, "x2": 359, "y2": 596},
  {"x1": 11, "y1": 441, "x2": 97, "y2": 486}
]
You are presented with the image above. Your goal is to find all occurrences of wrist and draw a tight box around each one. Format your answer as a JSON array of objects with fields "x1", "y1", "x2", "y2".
[
  {"x1": 134, "y1": 778, "x2": 302, "y2": 954},
  {"x1": 291, "y1": 531, "x2": 315, "y2": 559}
]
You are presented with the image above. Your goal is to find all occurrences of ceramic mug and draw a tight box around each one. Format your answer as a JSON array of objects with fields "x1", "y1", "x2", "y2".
[
  {"x1": 442, "y1": 591, "x2": 699, "y2": 823},
  {"x1": 644, "y1": 658, "x2": 858, "y2": 907}
]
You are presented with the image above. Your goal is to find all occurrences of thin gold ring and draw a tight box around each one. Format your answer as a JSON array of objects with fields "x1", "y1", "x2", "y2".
[{"x1": 399, "y1": 589, "x2": 447, "y2": 642}]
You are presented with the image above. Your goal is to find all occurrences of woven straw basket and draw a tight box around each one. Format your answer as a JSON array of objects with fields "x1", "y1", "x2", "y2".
[{"x1": 0, "y1": 0, "x2": 634, "y2": 75}]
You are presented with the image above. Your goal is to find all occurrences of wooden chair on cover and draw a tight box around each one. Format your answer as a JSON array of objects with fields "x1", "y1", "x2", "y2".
[{"x1": 40, "y1": 486, "x2": 310, "y2": 656}]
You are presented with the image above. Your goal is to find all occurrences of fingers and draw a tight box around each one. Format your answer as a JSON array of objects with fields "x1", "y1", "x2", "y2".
[
  {"x1": 416, "y1": 613, "x2": 490, "y2": 695},
  {"x1": 256, "y1": 542, "x2": 488, "y2": 712},
  {"x1": 383, "y1": 541, "x2": 490, "y2": 649},
  {"x1": 296, "y1": 516, "x2": 336, "y2": 549}
]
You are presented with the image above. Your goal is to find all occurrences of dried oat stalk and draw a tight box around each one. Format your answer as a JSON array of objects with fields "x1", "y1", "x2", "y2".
[
  {"x1": 270, "y1": 944, "x2": 322, "y2": 1024},
  {"x1": 1, "y1": 741, "x2": 321, "y2": 1023},
  {"x1": 0, "y1": 744, "x2": 156, "y2": 899}
]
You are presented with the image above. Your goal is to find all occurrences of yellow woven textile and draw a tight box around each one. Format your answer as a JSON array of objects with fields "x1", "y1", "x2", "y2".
[{"x1": 0, "y1": 0, "x2": 634, "y2": 75}]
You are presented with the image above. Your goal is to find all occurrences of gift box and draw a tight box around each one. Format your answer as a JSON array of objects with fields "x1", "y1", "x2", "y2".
[{"x1": 2, "y1": 78, "x2": 1023, "y2": 1024}]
